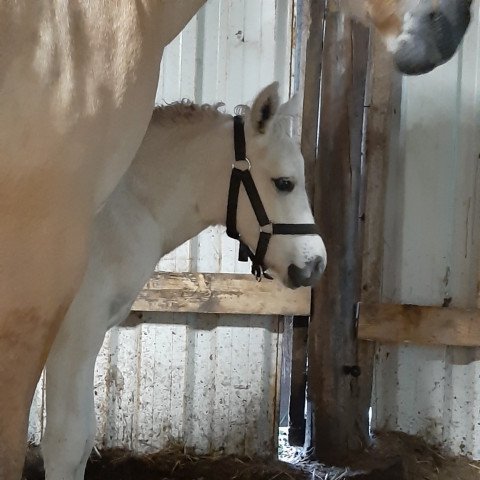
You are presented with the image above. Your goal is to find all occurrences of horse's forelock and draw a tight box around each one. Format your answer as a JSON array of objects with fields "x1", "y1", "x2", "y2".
[{"x1": 269, "y1": 114, "x2": 296, "y2": 140}]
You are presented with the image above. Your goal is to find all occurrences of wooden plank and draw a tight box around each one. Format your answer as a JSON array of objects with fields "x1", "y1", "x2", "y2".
[
  {"x1": 300, "y1": 0, "x2": 325, "y2": 198},
  {"x1": 306, "y1": 1, "x2": 371, "y2": 461},
  {"x1": 131, "y1": 272, "x2": 311, "y2": 316},
  {"x1": 359, "y1": 303, "x2": 480, "y2": 347},
  {"x1": 279, "y1": 317, "x2": 293, "y2": 428},
  {"x1": 298, "y1": 0, "x2": 325, "y2": 453},
  {"x1": 360, "y1": 37, "x2": 400, "y2": 307},
  {"x1": 356, "y1": 32, "x2": 400, "y2": 442}
]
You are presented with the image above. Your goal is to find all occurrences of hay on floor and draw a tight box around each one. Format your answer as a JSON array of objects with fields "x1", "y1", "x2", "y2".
[{"x1": 23, "y1": 432, "x2": 480, "y2": 480}]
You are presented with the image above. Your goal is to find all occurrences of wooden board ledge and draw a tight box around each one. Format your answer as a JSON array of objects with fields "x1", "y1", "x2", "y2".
[
  {"x1": 359, "y1": 302, "x2": 480, "y2": 347},
  {"x1": 132, "y1": 272, "x2": 311, "y2": 316}
]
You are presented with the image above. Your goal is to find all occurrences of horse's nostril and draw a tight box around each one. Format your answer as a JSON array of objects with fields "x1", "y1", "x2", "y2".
[
  {"x1": 312, "y1": 256, "x2": 326, "y2": 275},
  {"x1": 287, "y1": 256, "x2": 326, "y2": 288}
]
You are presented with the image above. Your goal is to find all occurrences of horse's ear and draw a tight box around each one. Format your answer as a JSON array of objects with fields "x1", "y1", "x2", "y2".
[
  {"x1": 277, "y1": 93, "x2": 301, "y2": 117},
  {"x1": 250, "y1": 82, "x2": 280, "y2": 134}
]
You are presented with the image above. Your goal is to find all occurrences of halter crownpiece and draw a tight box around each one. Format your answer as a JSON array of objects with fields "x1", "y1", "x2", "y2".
[{"x1": 226, "y1": 115, "x2": 319, "y2": 281}]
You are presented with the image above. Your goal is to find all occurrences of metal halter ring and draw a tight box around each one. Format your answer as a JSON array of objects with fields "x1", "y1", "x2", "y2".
[
  {"x1": 232, "y1": 158, "x2": 251, "y2": 171},
  {"x1": 259, "y1": 223, "x2": 273, "y2": 234}
]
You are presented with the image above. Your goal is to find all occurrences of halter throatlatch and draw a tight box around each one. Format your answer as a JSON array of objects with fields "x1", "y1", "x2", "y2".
[{"x1": 226, "y1": 115, "x2": 319, "y2": 281}]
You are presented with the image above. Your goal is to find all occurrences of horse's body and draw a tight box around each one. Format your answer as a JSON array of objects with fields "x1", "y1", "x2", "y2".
[
  {"x1": 40, "y1": 83, "x2": 326, "y2": 480},
  {"x1": 0, "y1": 3, "x2": 209, "y2": 477},
  {"x1": 0, "y1": 1, "x2": 471, "y2": 477}
]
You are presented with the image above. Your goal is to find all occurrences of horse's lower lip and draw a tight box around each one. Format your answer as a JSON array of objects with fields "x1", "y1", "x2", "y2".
[
  {"x1": 395, "y1": 58, "x2": 437, "y2": 75},
  {"x1": 285, "y1": 278, "x2": 300, "y2": 290}
]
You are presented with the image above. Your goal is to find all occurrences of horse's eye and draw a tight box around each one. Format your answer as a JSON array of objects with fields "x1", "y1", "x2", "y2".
[{"x1": 273, "y1": 177, "x2": 294, "y2": 193}]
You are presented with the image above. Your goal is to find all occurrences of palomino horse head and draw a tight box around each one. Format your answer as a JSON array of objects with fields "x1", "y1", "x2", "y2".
[
  {"x1": 231, "y1": 82, "x2": 326, "y2": 288},
  {"x1": 368, "y1": 0, "x2": 473, "y2": 74}
]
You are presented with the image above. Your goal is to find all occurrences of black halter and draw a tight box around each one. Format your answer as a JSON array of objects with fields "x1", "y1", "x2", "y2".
[{"x1": 226, "y1": 115, "x2": 319, "y2": 281}]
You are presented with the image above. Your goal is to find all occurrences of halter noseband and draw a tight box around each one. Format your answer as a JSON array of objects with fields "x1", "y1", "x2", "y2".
[{"x1": 226, "y1": 115, "x2": 319, "y2": 281}]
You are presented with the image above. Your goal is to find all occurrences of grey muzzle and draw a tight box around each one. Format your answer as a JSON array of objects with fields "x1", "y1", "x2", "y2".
[{"x1": 394, "y1": 0, "x2": 472, "y2": 75}]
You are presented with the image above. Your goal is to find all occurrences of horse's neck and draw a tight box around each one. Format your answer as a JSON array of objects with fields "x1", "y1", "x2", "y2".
[
  {"x1": 157, "y1": 0, "x2": 207, "y2": 46},
  {"x1": 335, "y1": 0, "x2": 401, "y2": 37},
  {"x1": 126, "y1": 113, "x2": 233, "y2": 253},
  {"x1": 333, "y1": 0, "x2": 369, "y2": 22}
]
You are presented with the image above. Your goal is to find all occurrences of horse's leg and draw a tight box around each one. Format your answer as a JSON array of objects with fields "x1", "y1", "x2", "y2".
[
  {"x1": 0, "y1": 176, "x2": 91, "y2": 480},
  {"x1": 43, "y1": 302, "x2": 108, "y2": 480}
]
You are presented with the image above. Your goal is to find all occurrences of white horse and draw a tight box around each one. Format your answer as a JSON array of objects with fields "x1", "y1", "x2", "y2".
[
  {"x1": 0, "y1": 1, "x2": 471, "y2": 477},
  {"x1": 41, "y1": 83, "x2": 326, "y2": 480}
]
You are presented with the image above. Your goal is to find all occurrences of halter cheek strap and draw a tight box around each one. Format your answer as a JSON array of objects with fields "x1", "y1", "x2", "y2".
[{"x1": 226, "y1": 115, "x2": 319, "y2": 281}]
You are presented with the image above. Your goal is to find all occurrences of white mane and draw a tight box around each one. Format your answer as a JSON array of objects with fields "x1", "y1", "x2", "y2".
[{"x1": 151, "y1": 100, "x2": 228, "y2": 125}]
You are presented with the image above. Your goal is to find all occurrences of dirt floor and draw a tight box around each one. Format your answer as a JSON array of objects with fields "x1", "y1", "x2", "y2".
[{"x1": 23, "y1": 432, "x2": 480, "y2": 480}]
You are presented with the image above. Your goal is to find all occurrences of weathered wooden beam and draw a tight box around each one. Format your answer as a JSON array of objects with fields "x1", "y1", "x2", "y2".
[
  {"x1": 300, "y1": 0, "x2": 325, "y2": 199},
  {"x1": 279, "y1": 317, "x2": 294, "y2": 428},
  {"x1": 359, "y1": 303, "x2": 480, "y2": 347},
  {"x1": 306, "y1": 2, "x2": 371, "y2": 461},
  {"x1": 132, "y1": 272, "x2": 311, "y2": 316},
  {"x1": 360, "y1": 33, "x2": 400, "y2": 306},
  {"x1": 356, "y1": 32, "x2": 400, "y2": 445}
]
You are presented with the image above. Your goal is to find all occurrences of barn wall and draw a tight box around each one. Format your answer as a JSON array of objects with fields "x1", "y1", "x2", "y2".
[
  {"x1": 28, "y1": 0, "x2": 295, "y2": 456},
  {"x1": 372, "y1": 9, "x2": 480, "y2": 458}
]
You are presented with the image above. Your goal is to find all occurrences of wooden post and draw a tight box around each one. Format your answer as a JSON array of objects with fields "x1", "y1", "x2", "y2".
[
  {"x1": 299, "y1": 0, "x2": 326, "y2": 452},
  {"x1": 357, "y1": 33, "x2": 400, "y2": 429},
  {"x1": 306, "y1": 4, "x2": 371, "y2": 461}
]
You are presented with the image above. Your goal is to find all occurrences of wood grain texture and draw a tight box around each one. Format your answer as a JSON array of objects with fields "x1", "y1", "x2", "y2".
[
  {"x1": 132, "y1": 272, "x2": 311, "y2": 316},
  {"x1": 359, "y1": 303, "x2": 480, "y2": 347},
  {"x1": 306, "y1": 1, "x2": 371, "y2": 461},
  {"x1": 356, "y1": 32, "x2": 400, "y2": 443},
  {"x1": 301, "y1": 0, "x2": 325, "y2": 199}
]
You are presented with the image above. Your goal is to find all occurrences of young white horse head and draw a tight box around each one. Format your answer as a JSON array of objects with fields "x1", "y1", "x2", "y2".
[
  {"x1": 224, "y1": 82, "x2": 326, "y2": 288},
  {"x1": 344, "y1": 0, "x2": 473, "y2": 74},
  {"x1": 125, "y1": 81, "x2": 326, "y2": 289}
]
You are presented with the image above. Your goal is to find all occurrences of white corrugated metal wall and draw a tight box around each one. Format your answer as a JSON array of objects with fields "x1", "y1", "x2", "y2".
[
  {"x1": 28, "y1": 0, "x2": 295, "y2": 456},
  {"x1": 372, "y1": 7, "x2": 480, "y2": 458}
]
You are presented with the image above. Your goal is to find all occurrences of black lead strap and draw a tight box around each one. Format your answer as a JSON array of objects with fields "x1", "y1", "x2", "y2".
[{"x1": 226, "y1": 115, "x2": 319, "y2": 280}]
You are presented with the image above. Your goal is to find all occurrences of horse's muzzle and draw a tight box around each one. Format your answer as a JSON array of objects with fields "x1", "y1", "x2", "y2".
[
  {"x1": 287, "y1": 256, "x2": 326, "y2": 289},
  {"x1": 393, "y1": 0, "x2": 472, "y2": 75}
]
